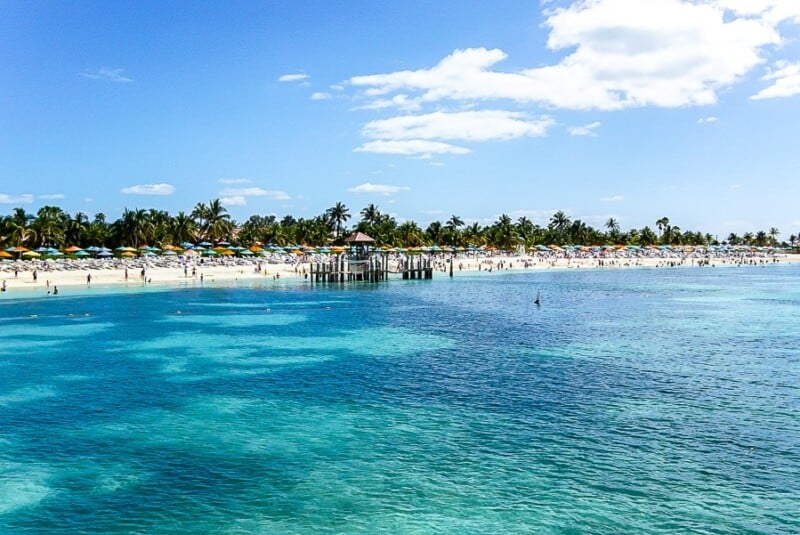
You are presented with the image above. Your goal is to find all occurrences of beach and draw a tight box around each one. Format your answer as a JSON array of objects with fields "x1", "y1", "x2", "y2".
[{"x1": 1, "y1": 250, "x2": 798, "y2": 293}]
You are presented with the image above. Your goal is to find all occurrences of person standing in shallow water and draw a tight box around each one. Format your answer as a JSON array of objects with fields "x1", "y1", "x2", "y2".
[{"x1": 86, "y1": 273, "x2": 91, "y2": 285}]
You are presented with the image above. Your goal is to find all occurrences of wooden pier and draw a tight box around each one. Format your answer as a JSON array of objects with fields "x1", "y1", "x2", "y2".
[{"x1": 308, "y1": 253, "x2": 433, "y2": 284}]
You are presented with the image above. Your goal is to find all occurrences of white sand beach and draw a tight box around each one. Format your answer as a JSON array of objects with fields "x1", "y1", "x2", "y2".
[{"x1": 1, "y1": 250, "x2": 798, "y2": 295}]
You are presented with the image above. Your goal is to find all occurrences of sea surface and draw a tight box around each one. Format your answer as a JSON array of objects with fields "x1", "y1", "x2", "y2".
[{"x1": 1, "y1": 265, "x2": 799, "y2": 534}]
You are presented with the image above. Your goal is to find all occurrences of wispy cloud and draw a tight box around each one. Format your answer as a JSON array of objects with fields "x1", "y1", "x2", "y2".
[
  {"x1": 121, "y1": 183, "x2": 175, "y2": 195},
  {"x1": 311, "y1": 92, "x2": 332, "y2": 100},
  {"x1": 219, "y1": 178, "x2": 251, "y2": 185},
  {"x1": 362, "y1": 110, "x2": 553, "y2": 142},
  {"x1": 355, "y1": 140, "x2": 470, "y2": 158},
  {"x1": 697, "y1": 116, "x2": 719, "y2": 123},
  {"x1": 751, "y1": 60, "x2": 800, "y2": 100},
  {"x1": 81, "y1": 68, "x2": 133, "y2": 83},
  {"x1": 278, "y1": 73, "x2": 309, "y2": 83},
  {"x1": 347, "y1": 182, "x2": 410, "y2": 195},
  {"x1": 568, "y1": 121, "x2": 601, "y2": 137},
  {"x1": 0, "y1": 193, "x2": 33, "y2": 204},
  {"x1": 600, "y1": 195, "x2": 625, "y2": 202},
  {"x1": 220, "y1": 187, "x2": 290, "y2": 200},
  {"x1": 39, "y1": 193, "x2": 65, "y2": 200},
  {"x1": 220, "y1": 196, "x2": 247, "y2": 207}
]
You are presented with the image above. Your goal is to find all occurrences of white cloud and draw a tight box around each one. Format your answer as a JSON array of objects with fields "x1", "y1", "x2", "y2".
[
  {"x1": 362, "y1": 110, "x2": 554, "y2": 142},
  {"x1": 330, "y1": 84, "x2": 345, "y2": 91},
  {"x1": 311, "y1": 92, "x2": 332, "y2": 100},
  {"x1": 354, "y1": 140, "x2": 471, "y2": 157},
  {"x1": 349, "y1": 0, "x2": 786, "y2": 111},
  {"x1": 0, "y1": 193, "x2": 33, "y2": 204},
  {"x1": 39, "y1": 193, "x2": 65, "y2": 200},
  {"x1": 220, "y1": 196, "x2": 247, "y2": 207},
  {"x1": 353, "y1": 94, "x2": 422, "y2": 111},
  {"x1": 220, "y1": 187, "x2": 290, "y2": 200},
  {"x1": 219, "y1": 177, "x2": 251, "y2": 185},
  {"x1": 697, "y1": 116, "x2": 719, "y2": 123},
  {"x1": 84, "y1": 197, "x2": 94, "y2": 203},
  {"x1": 569, "y1": 121, "x2": 601, "y2": 136},
  {"x1": 600, "y1": 195, "x2": 625, "y2": 202},
  {"x1": 278, "y1": 73, "x2": 309, "y2": 83},
  {"x1": 81, "y1": 68, "x2": 133, "y2": 83},
  {"x1": 121, "y1": 183, "x2": 175, "y2": 195},
  {"x1": 713, "y1": 1, "x2": 800, "y2": 26},
  {"x1": 347, "y1": 182, "x2": 410, "y2": 195},
  {"x1": 751, "y1": 60, "x2": 800, "y2": 100}
]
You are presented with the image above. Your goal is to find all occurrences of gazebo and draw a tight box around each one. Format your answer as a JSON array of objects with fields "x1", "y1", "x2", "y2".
[{"x1": 344, "y1": 232, "x2": 375, "y2": 256}]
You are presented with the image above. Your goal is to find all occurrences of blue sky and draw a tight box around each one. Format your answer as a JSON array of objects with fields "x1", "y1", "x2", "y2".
[{"x1": 2, "y1": 0, "x2": 800, "y2": 239}]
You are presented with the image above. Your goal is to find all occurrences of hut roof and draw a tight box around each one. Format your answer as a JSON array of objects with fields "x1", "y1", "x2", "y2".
[{"x1": 344, "y1": 232, "x2": 375, "y2": 243}]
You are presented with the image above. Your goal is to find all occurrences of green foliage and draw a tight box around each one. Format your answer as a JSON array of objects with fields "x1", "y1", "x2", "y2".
[{"x1": 0, "y1": 203, "x2": 786, "y2": 251}]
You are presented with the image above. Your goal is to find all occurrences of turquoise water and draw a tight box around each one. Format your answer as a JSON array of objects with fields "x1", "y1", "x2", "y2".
[{"x1": 1, "y1": 266, "x2": 799, "y2": 533}]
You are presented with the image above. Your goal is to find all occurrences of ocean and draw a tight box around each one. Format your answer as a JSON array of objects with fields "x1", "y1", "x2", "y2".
[{"x1": 1, "y1": 265, "x2": 799, "y2": 533}]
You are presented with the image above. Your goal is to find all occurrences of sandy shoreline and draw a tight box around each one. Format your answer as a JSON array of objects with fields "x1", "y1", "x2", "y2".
[{"x1": 1, "y1": 252, "x2": 798, "y2": 296}]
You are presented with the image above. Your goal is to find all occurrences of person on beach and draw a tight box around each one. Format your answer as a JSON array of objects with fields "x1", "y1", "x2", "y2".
[
  {"x1": 1, "y1": 280, "x2": 6, "y2": 292},
  {"x1": 53, "y1": 286, "x2": 58, "y2": 295},
  {"x1": 33, "y1": 270, "x2": 38, "y2": 282},
  {"x1": 87, "y1": 273, "x2": 91, "y2": 285},
  {"x1": 124, "y1": 268, "x2": 128, "y2": 281}
]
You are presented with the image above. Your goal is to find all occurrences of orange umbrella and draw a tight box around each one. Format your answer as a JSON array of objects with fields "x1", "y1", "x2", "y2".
[
  {"x1": 11, "y1": 245, "x2": 29, "y2": 253},
  {"x1": 64, "y1": 245, "x2": 83, "y2": 253},
  {"x1": 0, "y1": 251, "x2": 12, "y2": 258},
  {"x1": 120, "y1": 251, "x2": 136, "y2": 257}
]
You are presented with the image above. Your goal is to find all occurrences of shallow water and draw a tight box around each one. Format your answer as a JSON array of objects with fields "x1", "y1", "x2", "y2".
[{"x1": 1, "y1": 265, "x2": 799, "y2": 533}]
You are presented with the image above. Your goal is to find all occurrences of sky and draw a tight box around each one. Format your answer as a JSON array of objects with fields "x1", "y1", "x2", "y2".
[{"x1": 2, "y1": 0, "x2": 800, "y2": 239}]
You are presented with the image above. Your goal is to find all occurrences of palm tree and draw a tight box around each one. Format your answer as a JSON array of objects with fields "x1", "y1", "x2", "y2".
[
  {"x1": 115, "y1": 208, "x2": 153, "y2": 246},
  {"x1": 605, "y1": 217, "x2": 620, "y2": 244},
  {"x1": 769, "y1": 227, "x2": 780, "y2": 247},
  {"x1": 326, "y1": 202, "x2": 350, "y2": 242},
  {"x1": 191, "y1": 202, "x2": 209, "y2": 235},
  {"x1": 65, "y1": 211, "x2": 89, "y2": 247},
  {"x1": 204, "y1": 199, "x2": 231, "y2": 242},
  {"x1": 462, "y1": 222, "x2": 485, "y2": 247},
  {"x1": 742, "y1": 232, "x2": 754, "y2": 245},
  {"x1": 549, "y1": 210, "x2": 571, "y2": 233},
  {"x1": 445, "y1": 215, "x2": 464, "y2": 246},
  {"x1": 171, "y1": 212, "x2": 198, "y2": 244},
  {"x1": 396, "y1": 221, "x2": 422, "y2": 246},
  {"x1": 85, "y1": 213, "x2": 111, "y2": 246},
  {"x1": 491, "y1": 214, "x2": 518, "y2": 251},
  {"x1": 425, "y1": 221, "x2": 444, "y2": 245},
  {"x1": 360, "y1": 204, "x2": 381, "y2": 227},
  {"x1": 4, "y1": 207, "x2": 37, "y2": 247},
  {"x1": 33, "y1": 205, "x2": 67, "y2": 247},
  {"x1": 639, "y1": 226, "x2": 658, "y2": 246}
]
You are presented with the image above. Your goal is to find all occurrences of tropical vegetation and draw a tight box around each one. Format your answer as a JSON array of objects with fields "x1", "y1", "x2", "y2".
[{"x1": 0, "y1": 202, "x2": 794, "y2": 251}]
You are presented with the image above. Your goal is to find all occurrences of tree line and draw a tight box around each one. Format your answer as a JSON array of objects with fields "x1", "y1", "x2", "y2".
[{"x1": 0, "y1": 200, "x2": 793, "y2": 250}]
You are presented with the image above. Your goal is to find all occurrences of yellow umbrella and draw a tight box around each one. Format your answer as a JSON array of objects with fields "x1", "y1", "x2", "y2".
[
  {"x1": 120, "y1": 251, "x2": 136, "y2": 257},
  {"x1": 0, "y1": 251, "x2": 13, "y2": 258}
]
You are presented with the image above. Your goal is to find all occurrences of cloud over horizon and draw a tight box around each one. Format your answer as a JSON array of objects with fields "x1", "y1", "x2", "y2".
[
  {"x1": 0, "y1": 193, "x2": 34, "y2": 204},
  {"x1": 278, "y1": 73, "x2": 309, "y2": 83},
  {"x1": 347, "y1": 182, "x2": 411, "y2": 195},
  {"x1": 81, "y1": 68, "x2": 133, "y2": 83},
  {"x1": 121, "y1": 183, "x2": 176, "y2": 195}
]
